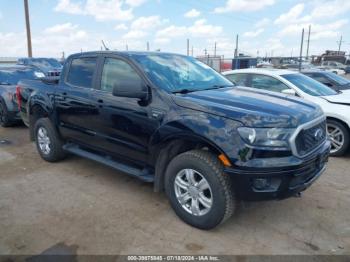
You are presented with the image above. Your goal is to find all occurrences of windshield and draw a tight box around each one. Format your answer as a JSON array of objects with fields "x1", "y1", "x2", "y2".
[
  {"x1": 30, "y1": 58, "x2": 62, "y2": 69},
  {"x1": 323, "y1": 72, "x2": 350, "y2": 85},
  {"x1": 0, "y1": 69, "x2": 38, "y2": 85},
  {"x1": 132, "y1": 54, "x2": 233, "y2": 93},
  {"x1": 282, "y1": 73, "x2": 338, "y2": 96}
]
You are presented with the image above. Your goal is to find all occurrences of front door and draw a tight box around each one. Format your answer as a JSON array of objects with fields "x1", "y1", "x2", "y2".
[{"x1": 90, "y1": 56, "x2": 160, "y2": 165}]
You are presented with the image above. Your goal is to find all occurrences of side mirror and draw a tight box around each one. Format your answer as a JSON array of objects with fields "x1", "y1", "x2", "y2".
[
  {"x1": 112, "y1": 78, "x2": 148, "y2": 100},
  {"x1": 282, "y1": 89, "x2": 296, "y2": 96}
]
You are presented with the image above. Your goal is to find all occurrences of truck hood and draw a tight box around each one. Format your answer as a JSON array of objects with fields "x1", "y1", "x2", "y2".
[
  {"x1": 322, "y1": 92, "x2": 350, "y2": 105},
  {"x1": 173, "y1": 86, "x2": 323, "y2": 128}
]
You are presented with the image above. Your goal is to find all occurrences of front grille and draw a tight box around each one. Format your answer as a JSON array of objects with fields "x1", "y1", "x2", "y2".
[
  {"x1": 48, "y1": 71, "x2": 60, "y2": 77},
  {"x1": 295, "y1": 120, "x2": 327, "y2": 156}
]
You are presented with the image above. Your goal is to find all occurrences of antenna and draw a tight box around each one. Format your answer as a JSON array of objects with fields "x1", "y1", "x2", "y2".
[{"x1": 101, "y1": 40, "x2": 110, "y2": 51}]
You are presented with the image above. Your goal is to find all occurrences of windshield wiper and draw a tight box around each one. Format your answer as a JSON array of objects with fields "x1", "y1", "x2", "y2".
[
  {"x1": 172, "y1": 89, "x2": 195, "y2": 94},
  {"x1": 203, "y1": 84, "x2": 234, "y2": 91}
]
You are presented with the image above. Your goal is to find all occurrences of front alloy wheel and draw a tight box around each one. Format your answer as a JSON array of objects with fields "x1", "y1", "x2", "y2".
[
  {"x1": 174, "y1": 169, "x2": 213, "y2": 216},
  {"x1": 165, "y1": 150, "x2": 236, "y2": 230}
]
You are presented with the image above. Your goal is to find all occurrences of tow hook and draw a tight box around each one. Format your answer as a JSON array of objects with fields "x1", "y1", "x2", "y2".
[{"x1": 294, "y1": 192, "x2": 302, "y2": 198}]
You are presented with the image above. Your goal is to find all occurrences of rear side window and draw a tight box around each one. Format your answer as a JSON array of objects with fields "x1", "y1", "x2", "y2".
[
  {"x1": 225, "y1": 73, "x2": 247, "y2": 86},
  {"x1": 250, "y1": 74, "x2": 289, "y2": 93},
  {"x1": 67, "y1": 57, "x2": 96, "y2": 88}
]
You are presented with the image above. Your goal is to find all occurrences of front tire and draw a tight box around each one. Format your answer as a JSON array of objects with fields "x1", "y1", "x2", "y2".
[
  {"x1": 165, "y1": 150, "x2": 236, "y2": 230},
  {"x1": 327, "y1": 119, "x2": 349, "y2": 156},
  {"x1": 34, "y1": 118, "x2": 66, "y2": 162}
]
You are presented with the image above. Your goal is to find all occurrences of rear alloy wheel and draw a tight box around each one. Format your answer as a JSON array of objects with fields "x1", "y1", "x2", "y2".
[
  {"x1": 34, "y1": 118, "x2": 66, "y2": 162},
  {"x1": 327, "y1": 120, "x2": 349, "y2": 156}
]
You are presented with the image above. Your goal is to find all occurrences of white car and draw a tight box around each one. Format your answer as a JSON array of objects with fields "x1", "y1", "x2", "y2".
[{"x1": 223, "y1": 68, "x2": 350, "y2": 156}]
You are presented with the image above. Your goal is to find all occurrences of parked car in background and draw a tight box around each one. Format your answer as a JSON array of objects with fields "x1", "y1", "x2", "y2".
[
  {"x1": 319, "y1": 61, "x2": 347, "y2": 75},
  {"x1": 302, "y1": 70, "x2": 350, "y2": 91},
  {"x1": 17, "y1": 57, "x2": 63, "y2": 79},
  {"x1": 17, "y1": 51, "x2": 330, "y2": 229},
  {"x1": 223, "y1": 69, "x2": 350, "y2": 156},
  {"x1": 0, "y1": 65, "x2": 44, "y2": 127}
]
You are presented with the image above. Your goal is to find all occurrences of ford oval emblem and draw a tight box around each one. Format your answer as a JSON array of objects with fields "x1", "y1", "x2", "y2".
[{"x1": 314, "y1": 128, "x2": 324, "y2": 141}]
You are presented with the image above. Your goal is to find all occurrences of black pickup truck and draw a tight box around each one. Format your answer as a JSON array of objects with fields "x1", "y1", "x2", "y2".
[{"x1": 17, "y1": 51, "x2": 330, "y2": 229}]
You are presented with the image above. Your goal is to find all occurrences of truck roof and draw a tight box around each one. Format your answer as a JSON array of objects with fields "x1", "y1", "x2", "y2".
[{"x1": 68, "y1": 51, "x2": 187, "y2": 59}]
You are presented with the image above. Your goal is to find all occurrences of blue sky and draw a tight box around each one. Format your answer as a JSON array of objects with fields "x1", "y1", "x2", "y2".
[{"x1": 0, "y1": 0, "x2": 349, "y2": 58}]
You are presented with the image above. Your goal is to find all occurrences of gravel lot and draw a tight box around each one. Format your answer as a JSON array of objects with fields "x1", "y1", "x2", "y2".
[{"x1": 0, "y1": 125, "x2": 349, "y2": 256}]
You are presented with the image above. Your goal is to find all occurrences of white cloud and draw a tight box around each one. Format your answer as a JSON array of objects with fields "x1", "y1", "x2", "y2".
[
  {"x1": 278, "y1": 19, "x2": 348, "y2": 40},
  {"x1": 214, "y1": 0, "x2": 275, "y2": 13},
  {"x1": 154, "y1": 38, "x2": 170, "y2": 45},
  {"x1": 54, "y1": 0, "x2": 143, "y2": 21},
  {"x1": 54, "y1": 0, "x2": 85, "y2": 14},
  {"x1": 44, "y1": 23, "x2": 78, "y2": 34},
  {"x1": 156, "y1": 25, "x2": 187, "y2": 38},
  {"x1": 243, "y1": 28, "x2": 264, "y2": 37},
  {"x1": 188, "y1": 19, "x2": 222, "y2": 37},
  {"x1": 184, "y1": 9, "x2": 200, "y2": 18},
  {"x1": 274, "y1": 3, "x2": 305, "y2": 25},
  {"x1": 0, "y1": 11, "x2": 3, "y2": 19},
  {"x1": 131, "y1": 16, "x2": 165, "y2": 30},
  {"x1": 255, "y1": 18, "x2": 270, "y2": 28},
  {"x1": 155, "y1": 19, "x2": 222, "y2": 40},
  {"x1": 115, "y1": 23, "x2": 128, "y2": 30},
  {"x1": 125, "y1": 0, "x2": 147, "y2": 7},
  {"x1": 310, "y1": 0, "x2": 350, "y2": 19},
  {"x1": 122, "y1": 30, "x2": 148, "y2": 39}
]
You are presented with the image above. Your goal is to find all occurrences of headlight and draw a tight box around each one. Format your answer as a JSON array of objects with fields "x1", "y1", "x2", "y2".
[
  {"x1": 34, "y1": 71, "x2": 45, "y2": 78},
  {"x1": 237, "y1": 127, "x2": 295, "y2": 148}
]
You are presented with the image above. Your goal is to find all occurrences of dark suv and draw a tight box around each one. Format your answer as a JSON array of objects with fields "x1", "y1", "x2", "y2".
[{"x1": 17, "y1": 52, "x2": 330, "y2": 229}]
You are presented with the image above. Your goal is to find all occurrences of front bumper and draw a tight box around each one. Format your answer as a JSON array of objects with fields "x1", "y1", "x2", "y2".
[{"x1": 225, "y1": 140, "x2": 331, "y2": 201}]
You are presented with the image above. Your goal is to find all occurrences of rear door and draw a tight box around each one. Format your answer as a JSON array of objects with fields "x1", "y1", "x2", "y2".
[{"x1": 55, "y1": 56, "x2": 100, "y2": 145}]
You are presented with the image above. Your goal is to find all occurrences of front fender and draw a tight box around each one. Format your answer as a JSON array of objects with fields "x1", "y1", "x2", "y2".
[{"x1": 149, "y1": 110, "x2": 244, "y2": 162}]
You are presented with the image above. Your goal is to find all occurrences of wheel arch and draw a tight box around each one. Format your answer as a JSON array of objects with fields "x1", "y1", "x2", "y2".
[
  {"x1": 29, "y1": 103, "x2": 51, "y2": 141},
  {"x1": 152, "y1": 133, "x2": 229, "y2": 193}
]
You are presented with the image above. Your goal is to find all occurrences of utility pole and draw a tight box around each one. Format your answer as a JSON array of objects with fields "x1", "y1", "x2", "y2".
[
  {"x1": 191, "y1": 46, "x2": 194, "y2": 57},
  {"x1": 234, "y1": 34, "x2": 239, "y2": 70},
  {"x1": 299, "y1": 28, "x2": 304, "y2": 72},
  {"x1": 204, "y1": 48, "x2": 207, "y2": 56},
  {"x1": 306, "y1": 25, "x2": 311, "y2": 60},
  {"x1": 187, "y1": 39, "x2": 190, "y2": 56},
  {"x1": 214, "y1": 42, "x2": 217, "y2": 57},
  {"x1": 126, "y1": 44, "x2": 128, "y2": 51},
  {"x1": 24, "y1": 0, "x2": 33, "y2": 57},
  {"x1": 337, "y1": 35, "x2": 343, "y2": 53},
  {"x1": 147, "y1": 41, "x2": 150, "y2": 51}
]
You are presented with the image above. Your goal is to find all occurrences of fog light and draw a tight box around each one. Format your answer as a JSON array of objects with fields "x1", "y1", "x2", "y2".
[
  {"x1": 253, "y1": 178, "x2": 270, "y2": 190},
  {"x1": 252, "y1": 178, "x2": 281, "y2": 192}
]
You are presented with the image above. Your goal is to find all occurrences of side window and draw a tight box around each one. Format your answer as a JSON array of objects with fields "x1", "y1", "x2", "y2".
[
  {"x1": 225, "y1": 74, "x2": 247, "y2": 86},
  {"x1": 250, "y1": 74, "x2": 289, "y2": 93},
  {"x1": 101, "y1": 58, "x2": 142, "y2": 93},
  {"x1": 66, "y1": 57, "x2": 96, "y2": 88}
]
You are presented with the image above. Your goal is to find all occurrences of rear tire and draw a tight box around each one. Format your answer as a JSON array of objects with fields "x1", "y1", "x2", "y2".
[
  {"x1": 165, "y1": 150, "x2": 236, "y2": 230},
  {"x1": 327, "y1": 119, "x2": 349, "y2": 157},
  {"x1": 0, "y1": 100, "x2": 12, "y2": 127},
  {"x1": 34, "y1": 118, "x2": 66, "y2": 162}
]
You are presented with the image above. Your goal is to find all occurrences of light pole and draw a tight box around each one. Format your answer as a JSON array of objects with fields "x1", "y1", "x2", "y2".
[{"x1": 24, "y1": 0, "x2": 33, "y2": 57}]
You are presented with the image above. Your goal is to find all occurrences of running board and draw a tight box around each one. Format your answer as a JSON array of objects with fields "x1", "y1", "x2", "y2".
[{"x1": 63, "y1": 144, "x2": 154, "y2": 182}]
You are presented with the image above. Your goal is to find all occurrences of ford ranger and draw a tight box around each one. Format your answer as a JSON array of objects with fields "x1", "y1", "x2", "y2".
[{"x1": 17, "y1": 51, "x2": 331, "y2": 229}]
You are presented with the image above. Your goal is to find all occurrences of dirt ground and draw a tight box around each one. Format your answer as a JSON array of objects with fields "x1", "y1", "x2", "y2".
[{"x1": 0, "y1": 124, "x2": 349, "y2": 256}]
